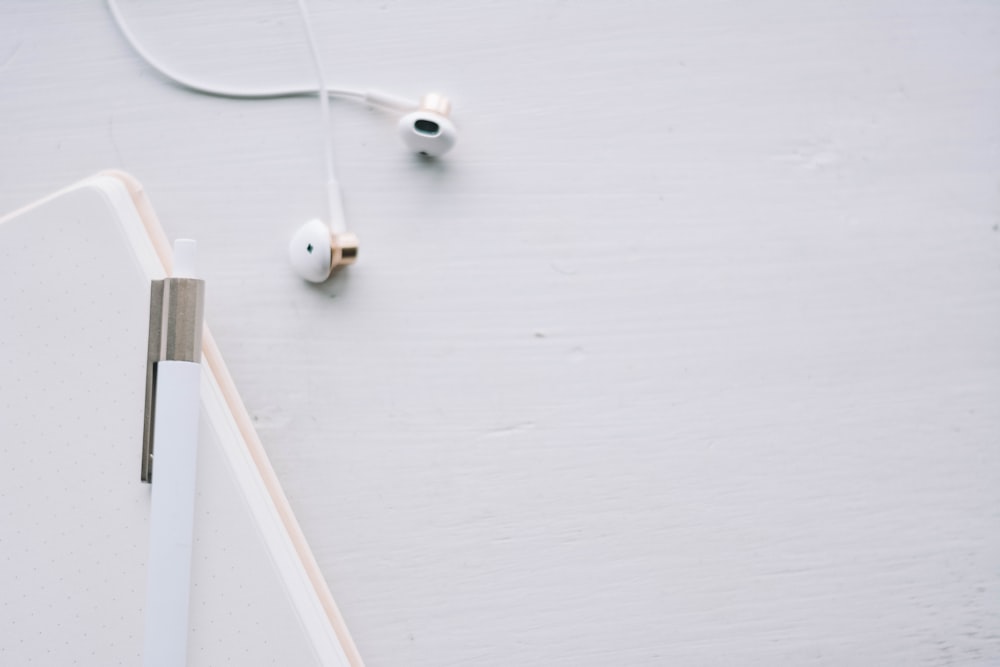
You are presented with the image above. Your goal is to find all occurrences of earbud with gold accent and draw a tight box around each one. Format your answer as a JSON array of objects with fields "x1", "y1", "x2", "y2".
[
  {"x1": 397, "y1": 93, "x2": 457, "y2": 158},
  {"x1": 288, "y1": 219, "x2": 358, "y2": 284}
]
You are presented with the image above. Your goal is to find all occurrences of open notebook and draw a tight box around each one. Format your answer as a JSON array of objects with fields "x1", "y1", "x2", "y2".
[{"x1": 0, "y1": 174, "x2": 363, "y2": 666}]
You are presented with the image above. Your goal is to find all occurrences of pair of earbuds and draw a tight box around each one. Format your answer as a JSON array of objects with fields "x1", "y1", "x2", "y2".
[
  {"x1": 289, "y1": 91, "x2": 457, "y2": 282},
  {"x1": 107, "y1": 0, "x2": 459, "y2": 283}
]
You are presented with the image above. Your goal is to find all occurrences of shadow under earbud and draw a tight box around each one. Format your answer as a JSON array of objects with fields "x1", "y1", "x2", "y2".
[
  {"x1": 410, "y1": 152, "x2": 452, "y2": 181},
  {"x1": 307, "y1": 264, "x2": 352, "y2": 300}
]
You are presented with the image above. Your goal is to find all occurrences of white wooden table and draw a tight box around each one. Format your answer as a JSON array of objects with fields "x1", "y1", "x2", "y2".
[{"x1": 2, "y1": 2, "x2": 999, "y2": 664}]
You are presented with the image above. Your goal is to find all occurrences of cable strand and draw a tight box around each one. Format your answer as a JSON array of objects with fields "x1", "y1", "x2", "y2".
[
  {"x1": 107, "y1": 0, "x2": 420, "y2": 112},
  {"x1": 294, "y1": 0, "x2": 343, "y2": 231}
]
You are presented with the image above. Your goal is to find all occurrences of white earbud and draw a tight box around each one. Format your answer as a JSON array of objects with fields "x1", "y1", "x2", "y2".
[
  {"x1": 398, "y1": 93, "x2": 458, "y2": 158},
  {"x1": 288, "y1": 219, "x2": 358, "y2": 283}
]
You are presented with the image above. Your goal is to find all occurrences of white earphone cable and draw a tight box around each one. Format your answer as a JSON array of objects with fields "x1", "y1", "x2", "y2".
[
  {"x1": 106, "y1": 0, "x2": 361, "y2": 102},
  {"x1": 105, "y1": 0, "x2": 418, "y2": 112},
  {"x1": 294, "y1": 0, "x2": 343, "y2": 232}
]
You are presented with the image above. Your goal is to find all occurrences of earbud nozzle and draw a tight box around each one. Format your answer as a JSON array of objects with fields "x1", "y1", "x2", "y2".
[{"x1": 398, "y1": 111, "x2": 457, "y2": 157}]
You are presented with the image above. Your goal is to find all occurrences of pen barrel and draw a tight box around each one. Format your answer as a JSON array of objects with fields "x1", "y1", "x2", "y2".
[
  {"x1": 160, "y1": 277, "x2": 204, "y2": 362},
  {"x1": 143, "y1": 360, "x2": 201, "y2": 667}
]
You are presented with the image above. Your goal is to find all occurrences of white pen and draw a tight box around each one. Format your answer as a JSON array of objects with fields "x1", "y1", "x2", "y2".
[{"x1": 142, "y1": 239, "x2": 205, "y2": 667}]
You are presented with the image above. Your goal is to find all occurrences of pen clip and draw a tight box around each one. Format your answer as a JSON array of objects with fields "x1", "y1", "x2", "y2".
[
  {"x1": 141, "y1": 279, "x2": 165, "y2": 483},
  {"x1": 141, "y1": 274, "x2": 205, "y2": 483}
]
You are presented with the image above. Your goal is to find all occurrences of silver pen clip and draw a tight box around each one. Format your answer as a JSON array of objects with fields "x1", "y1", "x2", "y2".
[{"x1": 141, "y1": 276, "x2": 205, "y2": 483}]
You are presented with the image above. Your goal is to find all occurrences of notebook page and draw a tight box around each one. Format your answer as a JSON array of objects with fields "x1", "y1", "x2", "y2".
[{"x1": 0, "y1": 178, "x2": 341, "y2": 665}]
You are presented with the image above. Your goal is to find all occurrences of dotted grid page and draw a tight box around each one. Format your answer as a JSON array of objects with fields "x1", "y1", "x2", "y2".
[{"x1": 0, "y1": 181, "x2": 324, "y2": 665}]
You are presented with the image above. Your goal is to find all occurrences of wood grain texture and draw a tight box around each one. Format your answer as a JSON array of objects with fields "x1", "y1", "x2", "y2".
[{"x1": 2, "y1": 1, "x2": 999, "y2": 664}]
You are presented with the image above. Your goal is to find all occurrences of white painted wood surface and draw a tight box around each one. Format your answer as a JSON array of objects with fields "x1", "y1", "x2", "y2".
[{"x1": 2, "y1": 2, "x2": 999, "y2": 664}]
